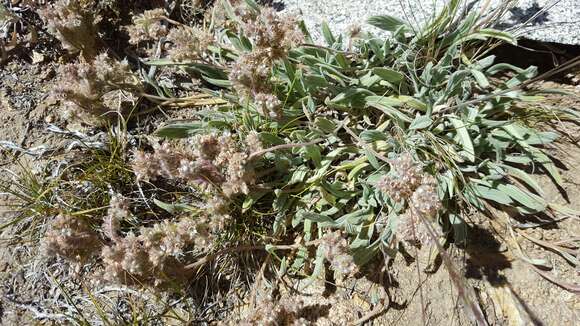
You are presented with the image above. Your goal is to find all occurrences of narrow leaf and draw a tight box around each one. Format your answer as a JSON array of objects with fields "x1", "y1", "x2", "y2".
[
  {"x1": 449, "y1": 117, "x2": 475, "y2": 162},
  {"x1": 367, "y1": 15, "x2": 408, "y2": 32}
]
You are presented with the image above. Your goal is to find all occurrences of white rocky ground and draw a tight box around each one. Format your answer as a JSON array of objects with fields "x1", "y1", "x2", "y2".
[{"x1": 282, "y1": 0, "x2": 580, "y2": 45}]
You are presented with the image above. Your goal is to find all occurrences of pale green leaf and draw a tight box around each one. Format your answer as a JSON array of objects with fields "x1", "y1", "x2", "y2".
[
  {"x1": 367, "y1": 15, "x2": 408, "y2": 32},
  {"x1": 409, "y1": 115, "x2": 433, "y2": 130},
  {"x1": 449, "y1": 117, "x2": 475, "y2": 162}
]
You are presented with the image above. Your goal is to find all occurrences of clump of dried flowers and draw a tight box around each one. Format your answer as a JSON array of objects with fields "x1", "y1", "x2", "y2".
[
  {"x1": 102, "y1": 193, "x2": 130, "y2": 242},
  {"x1": 125, "y1": 8, "x2": 168, "y2": 45},
  {"x1": 320, "y1": 230, "x2": 358, "y2": 277},
  {"x1": 41, "y1": 192, "x2": 220, "y2": 287},
  {"x1": 166, "y1": 26, "x2": 214, "y2": 62},
  {"x1": 229, "y1": 51, "x2": 282, "y2": 118},
  {"x1": 233, "y1": 295, "x2": 308, "y2": 326},
  {"x1": 99, "y1": 192, "x2": 217, "y2": 286},
  {"x1": 101, "y1": 216, "x2": 199, "y2": 286},
  {"x1": 132, "y1": 132, "x2": 259, "y2": 198},
  {"x1": 39, "y1": 0, "x2": 100, "y2": 59},
  {"x1": 53, "y1": 53, "x2": 142, "y2": 120},
  {"x1": 240, "y1": 7, "x2": 303, "y2": 61},
  {"x1": 377, "y1": 153, "x2": 442, "y2": 245},
  {"x1": 228, "y1": 7, "x2": 303, "y2": 118},
  {"x1": 376, "y1": 153, "x2": 424, "y2": 202},
  {"x1": 42, "y1": 214, "x2": 102, "y2": 262}
]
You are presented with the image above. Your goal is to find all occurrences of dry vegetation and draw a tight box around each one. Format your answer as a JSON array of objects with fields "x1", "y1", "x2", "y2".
[{"x1": 0, "y1": 0, "x2": 579, "y2": 324}]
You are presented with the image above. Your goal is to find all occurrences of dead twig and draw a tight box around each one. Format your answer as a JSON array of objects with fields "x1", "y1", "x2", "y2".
[{"x1": 351, "y1": 299, "x2": 389, "y2": 326}]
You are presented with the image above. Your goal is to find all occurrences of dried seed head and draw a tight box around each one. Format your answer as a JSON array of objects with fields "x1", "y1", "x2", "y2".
[
  {"x1": 222, "y1": 152, "x2": 255, "y2": 197},
  {"x1": 126, "y1": 8, "x2": 168, "y2": 44},
  {"x1": 239, "y1": 295, "x2": 307, "y2": 326},
  {"x1": 245, "y1": 131, "x2": 263, "y2": 153},
  {"x1": 409, "y1": 177, "x2": 441, "y2": 219},
  {"x1": 101, "y1": 216, "x2": 202, "y2": 286},
  {"x1": 139, "y1": 218, "x2": 196, "y2": 267},
  {"x1": 54, "y1": 53, "x2": 141, "y2": 120},
  {"x1": 376, "y1": 153, "x2": 443, "y2": 245},
  {"x1": 254, "y1": 92, "x2": 283, "y2": 119},
  {"x1": 39, "y1": 0, "x2": 99, "y2": 58},
  {"x1": 132, "y1": 134, "x2": 256, "y2": 197},
  {"x1": 229, "y1": 51, "x2": 272, "y2": 99},
  {"x1": 229, "y1": 51, "x2": 282, "y2": 118},
  {"x1": 320, "y1": 230, "x2": 358, "y2": 277},
  {"x1": 228, "y1": 8, "x2": 303, "y2": 118},
  {"x1": 214, "y1": 133, "x2": 239, "y2": 167},
  {"x1": 183, "y1": 158, "x2": 226, "y2": 187},
  {"x1": 101, "y1": 232, "x2": 150, "y2": 283},
  {"x1": 193, "y1": 133, "x2": 221, "y2": 160},
  {"x1": 396, "y1": 174, "x2": 442, "y2": 245},
  {"x1": 154, "y1": 142, "x2": 185, "y2": 179},
  {"x1": 166, "y1": 26, "x2": 213, "y2": 62},
  {"x1": 347, "y1": 24, "x2": 362, "y2": 39},
  {"x1": 242, "y1": 8, "x2": 303, "y2": 61},
  {"x1": 102, "y1": 193, "x2": 130, "y2": 241},
  {"x1": 43, "y1": 214, "x2": 101, "y2": 262},
  {"x1": 131, "y1": 150, "x2": 159, "y2": 181},
  {"x1": 377, "y1": 153, "x2": 424, "y2": 201},
  {"x1": 396, "y1": 211, "x2": 442, "y2": 246}
]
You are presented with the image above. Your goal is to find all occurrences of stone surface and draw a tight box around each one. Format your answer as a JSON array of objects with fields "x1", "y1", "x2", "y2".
[{"x1": 282, "y1": 0, "x2": 580, "y2": 45}]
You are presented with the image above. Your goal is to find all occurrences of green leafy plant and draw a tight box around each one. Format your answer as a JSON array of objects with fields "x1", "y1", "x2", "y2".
[{"x1": 143, "y1": 0, "x2": 577, "y2": 283}]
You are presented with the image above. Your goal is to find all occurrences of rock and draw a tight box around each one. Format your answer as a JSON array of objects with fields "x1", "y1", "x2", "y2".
[{"x1": 282, "y1": 0, "x2": 580, "y2": 45}]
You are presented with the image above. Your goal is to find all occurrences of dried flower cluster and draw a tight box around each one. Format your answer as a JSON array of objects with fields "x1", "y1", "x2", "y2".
[
  {"x1": 347, "y1": 24, "x2": 362, "y2": 39},
  {"x1": 39, "y1": 0, "x2": 100, "y2": 59},
  {"x1": 100, "y1": 193, "x2": 214, "y2": 286},
  {"x1": 41, "y1": 194, "x2": 218, "y2": 286},
  {"x1": 409, "y1": 175, "x2": 440, "y2": 218},
  {"x1": 240, "y1": 8, "x2": 303, "y2": 61},
  {"x1": 377, "y1": 153, "x2": 442, "y2": 244},
  {"x1": 395, "y1": 209, "x2": 443, "y2": 246},
  {"x1": 377, "y1": 153, "x2": 424, "y2": 201},
  {"x1": 43, "y1": 214, "x2": 102, "y2": 262},
  {"x1": 53, "y1": 53, "x2": 142, "y2": 120},
  {"x1": 125, "y1": 8, "x2": 168, "y2": 45},
  {"x1": 229, "y1": 7, "x2": 303, "y2": 118},
  {"x1": 101, "y1": 216, "x2": 199, "y2": 286},
  {"x1": 166, "y1": 26, "x2": 213, "y2": 62},
  {"x1": 132, "y1": 133, "x2": 259, "y2": 197},
  {"x1": 245, "y1": 131, "x2": 263, "y2": 153},
  {"x1": 230, "y1": 51, "x2": 281, "y2": 118},
  {"x1": 102, "y1": 193, "x2": 130, "y2": 242},
  {"x1": 236, "y1": 295, "x2": 309, "y2": 326},
  {"x1": 320, "y1": 231, "x2": 358, "y2": 277},
  {"x1": 179, "y1": 0, "x2": 207, "y2": 23}
]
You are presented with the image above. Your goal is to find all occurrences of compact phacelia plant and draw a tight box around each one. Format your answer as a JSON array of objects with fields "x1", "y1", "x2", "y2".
[
  {"x1": 32, "y1": 0, "x2": 577, "y2": 313},
  {"x1": 140, "y1": 0, "x2": 574, "y2": 279}
]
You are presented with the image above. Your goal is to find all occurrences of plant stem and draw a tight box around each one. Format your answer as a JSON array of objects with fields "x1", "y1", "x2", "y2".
[
  {"x1": 343, "y1": 124, "x2": 390, "y2": 163},
  {"x1": 247, "y1": 139, "x2": 324, "y2": 161}
]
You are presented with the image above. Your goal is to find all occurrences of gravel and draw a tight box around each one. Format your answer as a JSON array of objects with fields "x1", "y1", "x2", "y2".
[{"x1": 281, "y1": 0, "x2": 580, "y2": 45}]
